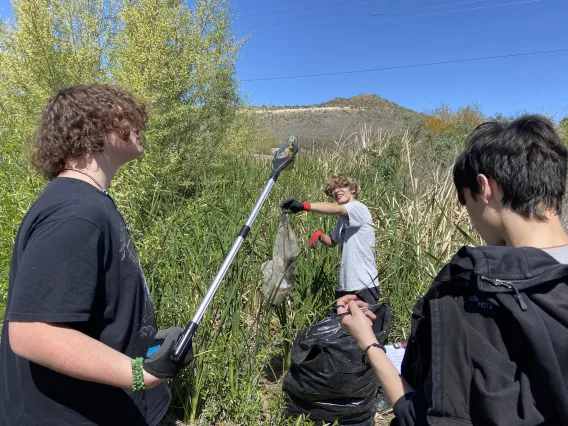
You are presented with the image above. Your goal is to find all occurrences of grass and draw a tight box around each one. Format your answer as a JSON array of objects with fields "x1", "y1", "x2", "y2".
[{"x1": 0, "y1": 128, "x2": 476, "y2": 425}]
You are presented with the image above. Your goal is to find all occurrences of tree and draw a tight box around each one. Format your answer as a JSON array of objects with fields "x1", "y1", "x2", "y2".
[
  {"x1": 0, "y1": 0, "x2": 243, "y2": 166},
  {"x1": 0, "y1": 0, "x2": 245, "y2": 327},
  {"x1": 423, "y1": 103, "x2": 484, "y2": 136}
]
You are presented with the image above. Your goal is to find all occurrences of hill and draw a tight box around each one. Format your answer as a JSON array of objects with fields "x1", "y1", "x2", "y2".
[{"x1": 251, "y1": 94, "x2": 425, "y2": 151}]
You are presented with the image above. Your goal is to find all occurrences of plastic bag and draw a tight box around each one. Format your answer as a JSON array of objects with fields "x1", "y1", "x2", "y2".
[
  {"x1": 261, "y1": 214, "x2": 301, "y2": 306},
  {"x1": 283, "y1": 303, "x2": 391, "y2": 426}
]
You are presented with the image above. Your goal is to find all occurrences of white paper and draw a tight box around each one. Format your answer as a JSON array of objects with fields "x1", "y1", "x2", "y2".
[{"x1": 385, "y1": 344, "x2": 406, "y2": 374}]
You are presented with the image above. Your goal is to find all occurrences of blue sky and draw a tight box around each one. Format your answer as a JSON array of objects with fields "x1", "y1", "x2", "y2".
[{"x1": 1, "y1": 0, "x2": 567, "y2": 118}]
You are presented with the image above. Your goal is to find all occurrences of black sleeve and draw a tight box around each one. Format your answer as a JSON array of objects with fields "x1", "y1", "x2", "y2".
[
  {"x1": 7, "y1": 217, "x2": 104, "y2": 323},
  {"x1": 390, "y1": 392, "x2": 429, "y2": 426}
]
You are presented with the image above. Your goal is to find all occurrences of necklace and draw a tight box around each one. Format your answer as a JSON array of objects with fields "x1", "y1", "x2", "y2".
[{"x1": 62, "y1": 168, "x2": 109, "y2": 195}]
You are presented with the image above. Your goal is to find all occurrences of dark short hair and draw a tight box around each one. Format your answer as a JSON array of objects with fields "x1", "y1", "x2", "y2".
[
  {"x1": 32, "y1": 84, "x2": 148, "y2": 180},
  {"x1": 453, "y1": 115, "x2": 567, "y2": 221}
]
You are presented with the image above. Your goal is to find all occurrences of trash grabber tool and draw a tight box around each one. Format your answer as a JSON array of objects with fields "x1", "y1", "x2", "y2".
[{"x1": 164, "y1": 136, "x2": 299, "y2": 362}]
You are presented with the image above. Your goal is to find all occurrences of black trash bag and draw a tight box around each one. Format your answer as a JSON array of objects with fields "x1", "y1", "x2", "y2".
[{"x1": 283, "y1": 303, "x2": 391, "y2": 426}]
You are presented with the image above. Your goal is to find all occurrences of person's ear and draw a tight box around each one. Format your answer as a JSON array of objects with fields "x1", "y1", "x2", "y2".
[
  {"x1": 477, "y1": 174, "x2": 503, "y2": 206},
  {"x1": 476, "y1": 174, "x2": 491, "y2": 205}
]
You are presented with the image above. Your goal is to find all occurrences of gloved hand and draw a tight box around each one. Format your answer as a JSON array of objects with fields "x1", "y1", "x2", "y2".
[
  {"x1": 143, "y1": 327, "x2": 193, "y2": 379},
  {"x1": 310, "y1": 230, "x2": 325, "y2": 248},
  {"x1": 280, "y1": 199, "x2": 311, "y2": 214}
]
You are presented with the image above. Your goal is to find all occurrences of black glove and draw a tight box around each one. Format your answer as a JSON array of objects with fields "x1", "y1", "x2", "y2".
[
  {"x1": 143, "y1": 327, "x2": 193, "y2": 379},
  {"x1": 280, "y1": 198, "x2": 309, "y2": 214}
]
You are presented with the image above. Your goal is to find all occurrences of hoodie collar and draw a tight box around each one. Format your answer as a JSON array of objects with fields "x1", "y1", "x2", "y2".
[{"x1": 438, "y1": 245, "x2": 568, "y2": 288}]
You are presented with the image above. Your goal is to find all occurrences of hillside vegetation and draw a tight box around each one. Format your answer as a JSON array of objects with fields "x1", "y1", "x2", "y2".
[{"x1": 252, "y1": 94, "x2": 425, "y2": 153}]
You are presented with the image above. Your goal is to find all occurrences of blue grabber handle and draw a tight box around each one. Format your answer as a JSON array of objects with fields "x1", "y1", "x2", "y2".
[
  {"x1": 146, "y1": 322, "x2": 198, "y2": 359},
  {"x1": 147, "y1": 345, "x2": 160, "y2": 356}
]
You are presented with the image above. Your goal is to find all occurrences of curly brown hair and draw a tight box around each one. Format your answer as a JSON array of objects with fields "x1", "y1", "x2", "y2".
[
  {"x1": 32, "y1": 84, "x2": 148, "y2": 180},
  {"x1": 323, "y1": 172, "x2": 359, "y2": 199}
]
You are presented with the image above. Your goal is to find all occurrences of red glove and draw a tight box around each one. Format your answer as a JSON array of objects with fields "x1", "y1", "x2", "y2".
[{"x1": 310, "y1": 230, "x2": 325, "y2": 249}]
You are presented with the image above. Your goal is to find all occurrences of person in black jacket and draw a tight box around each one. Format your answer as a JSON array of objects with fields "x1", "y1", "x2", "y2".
[{"x1": 337, "y1": 114, "x2": 568, "y2": 426}]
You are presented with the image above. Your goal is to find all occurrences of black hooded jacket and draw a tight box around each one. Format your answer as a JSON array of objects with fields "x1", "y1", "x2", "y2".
[{"x1": 392, "y1": 245, "x2": 568, "y2": 426}]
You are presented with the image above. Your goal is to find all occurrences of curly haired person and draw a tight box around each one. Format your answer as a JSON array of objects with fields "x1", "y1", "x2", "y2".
[{"x1": 0, "y1": 85, "x2": 193, "y2": 426}]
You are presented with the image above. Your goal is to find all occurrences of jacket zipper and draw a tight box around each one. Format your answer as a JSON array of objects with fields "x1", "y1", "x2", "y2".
[{"x1": 480, "y1": 276, "x2": 528, "y2": 311}]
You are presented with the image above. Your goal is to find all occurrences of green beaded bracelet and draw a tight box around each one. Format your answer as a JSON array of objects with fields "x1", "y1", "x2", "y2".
[{"x1": 132, "y1": 357, "x2": 145, "y2": 392}]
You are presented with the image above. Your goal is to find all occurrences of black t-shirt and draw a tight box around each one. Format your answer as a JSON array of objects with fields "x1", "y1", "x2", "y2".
[{"x1": 0, "y1": 178, "x2": 171, "y2": 425}]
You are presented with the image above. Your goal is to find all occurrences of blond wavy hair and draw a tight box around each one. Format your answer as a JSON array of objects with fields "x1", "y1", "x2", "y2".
[{"x1": 323, "y1": 172, "x2": 359, "y2": 199}]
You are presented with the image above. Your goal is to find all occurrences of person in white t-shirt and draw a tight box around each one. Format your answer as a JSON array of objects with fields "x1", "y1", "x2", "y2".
[{"x1": 280, "y1": 172, "x2": 380, "y2": 304}]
